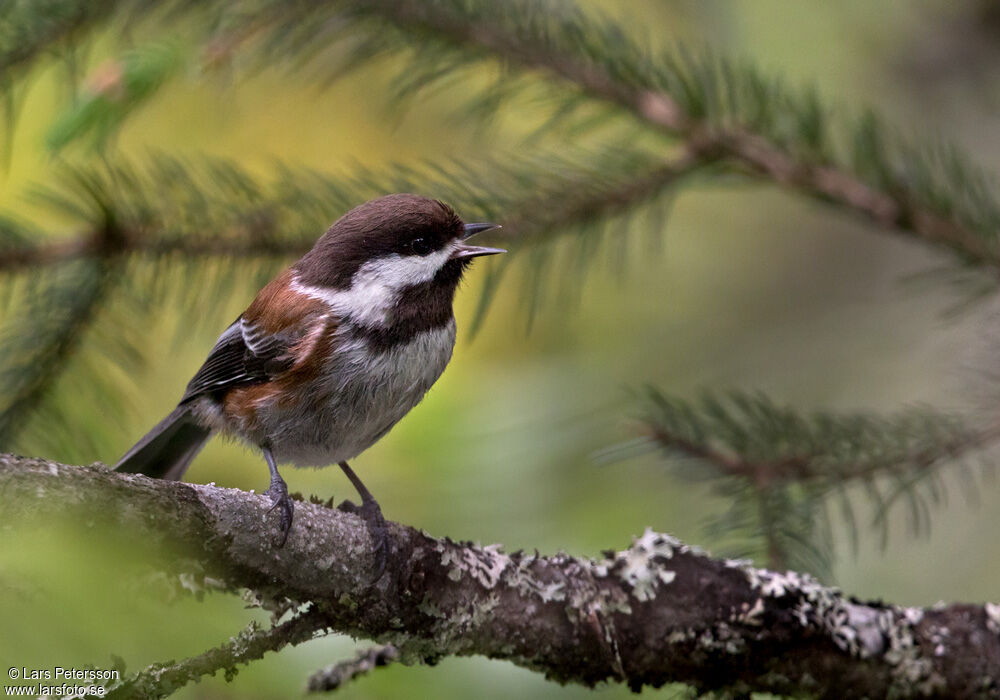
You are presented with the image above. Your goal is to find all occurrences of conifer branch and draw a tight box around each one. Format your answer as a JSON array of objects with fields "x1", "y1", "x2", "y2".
[
  {"x1": 356, "y1": 0, "x2": 1000, "y2": 270},
  {"x1": 0, "y1": 259, "x2": 115, "y2": 446},
  {"x1": 0, "y1": 229, "x2": 313, "y2": 272},
  {"x1": 0, "y1": 150, "x2": 691, "y2": 274},
  {"x1": 641, "y1": 390, "x2": 998, "y2": 486},
  {"x1": 7, "y1": 0, "x2": 1000, "y2": 270},
  {"x1": 0, "y1": 152, "x2": 688, "y2": 451},
  {"x1": 493, "y1": 146, "x2": 710, "y2": 245},
  {"x1": 0, "y1": 0, "x2": 108, "y2": 82},
  {"x1": 639, "y1": 390, "x2": 1000, "y2": 573}
]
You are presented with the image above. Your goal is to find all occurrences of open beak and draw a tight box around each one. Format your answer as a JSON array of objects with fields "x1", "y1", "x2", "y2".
[{"x1": 453, "y1": 222, "x2": 505, "y2": 259}]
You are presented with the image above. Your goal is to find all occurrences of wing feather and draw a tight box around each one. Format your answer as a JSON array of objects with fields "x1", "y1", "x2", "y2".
[
  {"x1": 180, "y1": 317, "x2": 297, "y2": 403},
  {"x1": 179, "y1": 269, "x2": 334, "y2": 404}
]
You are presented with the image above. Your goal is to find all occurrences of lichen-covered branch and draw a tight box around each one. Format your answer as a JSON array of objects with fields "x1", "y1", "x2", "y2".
[
  {"x1": 307, "y1": 644, "x2": 401, "y2": 693},
  {"x1": 106, "y1": 607, "x2": 330, "y2": 700},
  {"x1": 2, "y1": 454, "x2": 998, "y2": 699}
]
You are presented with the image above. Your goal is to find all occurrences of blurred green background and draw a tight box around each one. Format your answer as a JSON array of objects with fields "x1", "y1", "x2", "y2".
[{"x1": 2, "y1": 1, "x2": 1000, "y2": 698}]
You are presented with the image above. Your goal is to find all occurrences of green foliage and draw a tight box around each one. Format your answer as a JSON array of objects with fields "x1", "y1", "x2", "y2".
[
  {"x1": 0, "y1": 0, "x2": 110, "y2": 80},
  {"x1": 640, "y1": 389, "x2": 976, "y2": 481},
  {"x1": 5, "y1": 0, "x2": 999, "y2": 271},
  {"x1": 0, "y1": 147, "x2": 685, "y2": 459},
  {"x1": 636, "y1": 388, "x2": 986, "y2": 574},
  {"x1": 0, "y1": 259, "x2": 115, "y2": 454},
  {"x1": 47, "y1": 42, "x2": 185, "y2": 151},
  {"x1": 0, "y1": 212, "x2": 35, "y2": 248}
]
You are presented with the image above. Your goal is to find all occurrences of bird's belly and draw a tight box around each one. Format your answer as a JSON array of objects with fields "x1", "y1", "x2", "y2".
[{"x1": 259, "y1": 321, "x2": 456, "y2": 467}]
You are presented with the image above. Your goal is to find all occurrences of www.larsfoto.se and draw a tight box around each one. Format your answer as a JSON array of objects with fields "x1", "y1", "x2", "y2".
[{"x1": 5, "y1": 683, "x2": 107, "y2": 696}]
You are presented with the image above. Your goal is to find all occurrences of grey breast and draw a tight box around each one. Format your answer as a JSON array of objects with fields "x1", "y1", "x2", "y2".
[{"x1": 269, "y1": 319, "x2": 458, "y2": 467}]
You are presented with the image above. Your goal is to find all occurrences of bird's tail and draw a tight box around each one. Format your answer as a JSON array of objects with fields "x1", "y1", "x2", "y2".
[{"x1": 115, "y1": 406, "x2": 211, "y2": 481}]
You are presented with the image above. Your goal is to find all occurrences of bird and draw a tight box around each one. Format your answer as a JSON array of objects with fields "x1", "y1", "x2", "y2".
[{"x1": 115, "y1": 193, "x2": 503, "y2": 575}]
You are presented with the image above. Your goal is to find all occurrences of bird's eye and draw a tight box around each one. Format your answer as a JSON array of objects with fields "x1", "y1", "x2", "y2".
[{"x1": 410, "y1": 237, "x2": 432, "y2": 256}]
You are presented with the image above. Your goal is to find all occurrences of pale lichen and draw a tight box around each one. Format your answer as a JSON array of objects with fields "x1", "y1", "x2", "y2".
[
  {"x1": 986, "y1": 602, "x2": 1000, "y2": 636},
  {"x1": 723, "y1": 549, "x2": 952, "y2": 696},
  {"x1": 438, "y1": 542, "x2": 511, "y2": 588},
  {"x1": 515, "y1": 576, "x2": 567, "y2": 603},
  {"x1": 735, "y1": 597, "x2": 765, "y2": 626},
  {"x1": 608, "y1": 528, "x2": 682, "y2": 602}
]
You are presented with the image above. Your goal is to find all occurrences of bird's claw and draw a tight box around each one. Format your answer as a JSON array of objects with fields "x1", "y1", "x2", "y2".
[
  {"x1": 265, "y1": 480, "x2": 294, "y2": 548},
  {"x1": 337, "y1": 499, "x2": 360, "y2": 514},
  {"x1": 362, "y1": 500, "x2": 388, "y2": 582},
  {"x1": 340, "y1": 498, "x2": 388, "y2": 582}
]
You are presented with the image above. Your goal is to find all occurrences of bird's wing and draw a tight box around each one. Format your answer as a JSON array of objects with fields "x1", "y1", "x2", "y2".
[
  {"x1": 179, "y1": 317, "x2": 296, "y2": 402},
  {"x1": 179, "y1": 269, "x2": 334, "y2": 403}
]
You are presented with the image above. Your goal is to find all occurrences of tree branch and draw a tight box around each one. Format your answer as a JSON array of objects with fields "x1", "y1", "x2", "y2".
[
  {"x1": 493, "y1": 147, "x2": 713, "y2": 246},
  {"x1": 0, "y1": 258, "x2": 115, "y2": 445},
  {"x1": 106, "y1": 607, "x2": 330, "y2": 700},
  {"x1": 0, "y1": 150, "x2": 697, "y2": 274},
  {"x1": 364, "y1": 0, "x2": 1000, "y2": 270},
  {"x1": 640, "y1": 390, "x2": 999, "y2": 487},
  {"x1": 0, "y1": 0, "x2": 107, "y2": 83},
  {"x1": 0, "y1": 231, "x2": 314, "y2": 273},
  {"x1": 2, "y1": 453, "x2": 997, "y2": 699},
  {"x1": 6, "y1": 1, "x2": 1000, "y2": 270},
  {"x1": 307, "y1": 644, "x2": 401, "y2": 693},
  {"x1": 646, "y1": 421, "x2": 1000, "y2": 486}
]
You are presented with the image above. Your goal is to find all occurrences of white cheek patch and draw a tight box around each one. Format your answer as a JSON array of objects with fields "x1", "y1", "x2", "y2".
[
  {"x1": 356, "y1": 244, "x2": 454, "y2": 289},
  {"x1": 291, "y1": 243, "x2": 455, "y2": 327}
]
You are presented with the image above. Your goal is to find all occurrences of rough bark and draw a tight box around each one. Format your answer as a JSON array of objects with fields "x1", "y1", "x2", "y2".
[{"x1": 1, "y1": 453, "x2": 998, "y2": 699}]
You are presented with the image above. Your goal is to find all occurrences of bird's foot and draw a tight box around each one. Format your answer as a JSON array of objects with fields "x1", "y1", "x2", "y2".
[
  {"x1": 265, "y1": 479, "x2": 294, "y2": 548},
  {"x1": 339, "y1": 498, "x2": 388, "y2": 582}
]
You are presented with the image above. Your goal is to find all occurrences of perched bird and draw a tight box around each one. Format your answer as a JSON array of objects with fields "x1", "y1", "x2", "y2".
[{"x1": 116, "y1": 194, "x2": 503, "y2": 573}]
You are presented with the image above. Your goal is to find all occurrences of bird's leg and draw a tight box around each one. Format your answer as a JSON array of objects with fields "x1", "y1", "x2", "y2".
[
  {"x1": 337, "y1": 460, "x2": 388, "y2": 581},
  {"x1": 263, "y1": 446, "x2": 294, "y2": 548}
]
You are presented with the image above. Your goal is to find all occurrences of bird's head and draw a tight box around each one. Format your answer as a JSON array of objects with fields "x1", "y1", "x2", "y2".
[{"x1": 293, "y1": 194, "x2": 503, "y2": 328}]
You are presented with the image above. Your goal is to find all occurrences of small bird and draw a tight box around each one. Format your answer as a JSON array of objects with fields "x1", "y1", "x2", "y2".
[{"x1": 116, "y1": 194, "x2": 503, "y2": 572}]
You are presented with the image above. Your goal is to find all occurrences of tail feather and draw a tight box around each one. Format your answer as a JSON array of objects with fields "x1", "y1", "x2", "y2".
[{"x1": 115, "y1": 406, "x2": 211, "y2": 480}]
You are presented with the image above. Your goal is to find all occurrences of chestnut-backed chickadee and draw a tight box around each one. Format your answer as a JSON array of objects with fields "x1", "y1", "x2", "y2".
[{"x1": 116, "y1": 194, "x2": 503, "y2": 573}]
